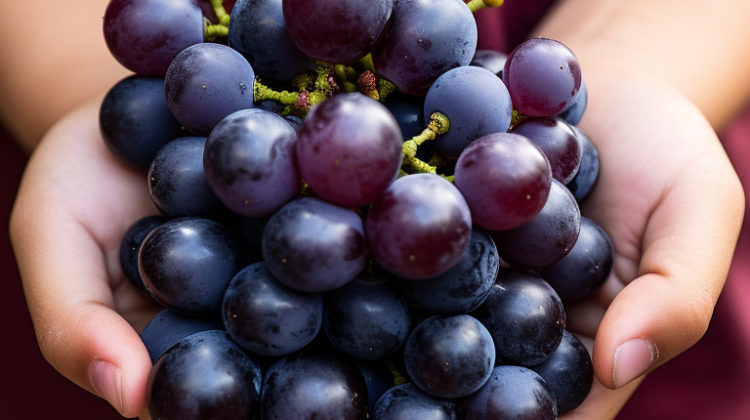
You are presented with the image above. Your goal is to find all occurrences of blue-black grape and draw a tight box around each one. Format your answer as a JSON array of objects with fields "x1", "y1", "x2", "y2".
[
  {"x1": 139, "y1": 217, "x2": 245, "y2": 314},
  {"x1": 404, "y1": 314, "x2": 495, "y2": 399},
  {"x1": 398, "y1": 229, "x2": 499, "y2": 314},
  {"x1": 356, "y1": 360, "x2": 398, "y2": 413},
  {"x1": 262, "y1": 196, "x2": 367, "y2": 292},
  {"x1": 148, "y1": 137, "x2": 226, "y2": 218},
  {"x1": 324, "y1": 278, "x2": 412, "y2": 361},
  {"x1": 511, "y1": 117, "x2": 582, "y2": 185},
  {"x1": 559, "y1": 79, "x2": 588, "y2": 125},
  {"x1": 472, "y1": 269, "x2": 566, "y2": 366},
  {"x1": 146, "y1": 330, "x2": 262, "y2": 419},
  {"x1": 100, "y1": 75, "x2": 184, "y2": 168},
  {"x1": 120, "y1": 215, "x2": 168, "y2": 292},
  {"x1": 567, "y1": 125, "x2": 600, "y2": 201},
  {"x1": 531, "y1": 330, "x2": 594, "y2": 413},
  {"x1": 140, "y1": 308, "x2": 223, "y2": 363},
  {"x1": 425, "y1": 65, "x2": 513, "y2": 157},
  {"x1": 222, "y1": 261, "x2": 323, "y2": 356},
  {"x1": 203, "y1": 108, "x2": 300, "y2": 218},
  {"x1": 164, "y1": 43, "x2": 255, "y2": 133},
  {"x1": 471, "y1": 49, "x2": 508, "y2": 77},
  {"x1": 459, "y1": 365, "x2": 557, "y2": 420},
  {"x1": 373, "y1": 383, "x2": 458, "y2": 420}
]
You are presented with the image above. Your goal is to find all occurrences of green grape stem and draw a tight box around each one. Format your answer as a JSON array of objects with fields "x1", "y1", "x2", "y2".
[
  {"x1": 210, "y1": 0, "x2": 231, "y2": 26},
  {"x1": 401, "y1": 112, "x2": 451, "y2": 176},
  {"x1": 384, "y1": 358, "x2": 408, "y2": 386},
  {"x1": 466, "y1": 0, "x2": 504, "y2": 13}
]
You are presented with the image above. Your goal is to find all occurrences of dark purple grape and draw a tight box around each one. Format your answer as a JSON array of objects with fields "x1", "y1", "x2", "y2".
[
  {"x1": 140, "y1": 309, "x2": 223, "y2": 363},
  {"x1": 540, "y1": 216, "x2": 613, "y2": 301},
  {"x1": 262, "y1": 196, "x2": 367, "y2": 292},
  {"x1": 531, "y1": 330, "x2": 593, "y2": 413},
  {"x1": 372, "y1": 0, "x2": 477, "y2": 96},
  {"x1": 164, "y1": 43, "x2": 255, "y2": 133},
  {"x1": 228, "y1": 0, "x2": 313, "y2": 82},
  {"x1": 398, "y1": 229, "x2": 498, "y2": 314},
  {"x1": 148, "y1": 137, "x2": 226, "y2": 218},
  {"x1": 222, "y1": 262, "x2": 322, "y2": 356},
  {"x1": 503, "y1": 37, "x2": 582, "y2": 117},
  {"x1": 567, "y1": 125, "x2": 600, "y2": 201},
  {"x1": 100, "y1": 76, "x2": 184, "y2": 168},
  {"x1": 120, "y1": 215, "x2": 168, "y2": 292},
  {"x1": 425, "y1": 65, "x2": 513, "y2": 157},
  {"x1": 282, "y1": 0, "x2": 393, "y2": 63},
  {"x1": 103, "y1": 0, "x2": 204, "y2": 76},
  {"x1": 324, "y1": 278, "x2": 412, "y2": 361},
  {"x1": 454, "y1": 132, "x2": 552, "y2": 231},
  {"x1": 147, "y1": 330, "x2": 262, "y2": 419},
  {"x1": 559, "y1": 79, "x2": 588, "y2": 125},
  {"x1": 365, "y1": 173, "x2": 472, "y2": 280},
  {"x1": 296, "y1": 92, "x2": 403, "y2": 208},
  {"x1": 492, "y1": 179, "x2": 581, "y2": 268},
  {"x1": 261, "y1": 351, "x2": 368, "y2": 419},
  {"x1": 404, "y1": 314, "x2": 495, "y2": 399},
  {"x1": 471, "y1": 49, "x2": 508, "y2": 77},
  {"x1": 139, "y1": 217, "x2": 245, "y2": 314},
  {"x1": 511, "y1": 117, "x2": 582, "y2": 184},
  {"x1": 373, "y1": 383, "x2": 458, "y2": 420},
  {"x1": 357, "y1": 360, "x2": 397, "y2": 412},
  {"x1": 203, "y1": 108, "x2": 300, "y2": 218},
  {"x1": 472, "y1": 269, "x2": 566, "y2": 366},
  {"x1": 459, "y1": 365, "x2": 557, "y2": 420}
]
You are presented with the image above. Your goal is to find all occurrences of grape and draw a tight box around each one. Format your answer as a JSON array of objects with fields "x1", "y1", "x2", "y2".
[
  {"x1": 454, "y1": 132, "x2": 552, "y2": 231},
  {"x1": 372, "y1": 0, "x2": 478, "y2": 96},
  {"x1": 164, "y1": 43, "x2": 255, "y2": 133},
  {"x1": 471, "y1": 49, "x2": 507, "y2": 77},
  {"x1": 511, "y1": 117, "x2": 582, "y2": 184},
  {"x1": 492, "y1": 179, "x2": 581, "y2": 268},
  {"x1": 147, "y1": 330, "x2": 262, "y2": 419},
  {"x1": 140, "y1": 309, "x2": 223, "y2": 363},
  {"x1": 472, "y1": 269, "x2": 566, "y2": 366},
  {"x1": 540, "y1": 216, "x2": 613, "y2": 301},
  {"x1": 373, "y1": 383, "x2": 458, "y2": 420},
  {"x1": 99, "y1": 76, "x2": 184, "y2": 168},
  {"x1": 222, "y1": 262, "x2": 323, "y2": 356},
  {"x1": 324, "y1": 278, "x2": 412, "y2": 361},
  {"x1": 228, "y1": 0, "x2": 313, "y2": 82},
  {"x1": 384, "y1": 93, "x2": 433, "y2": 162},
  {"x1": 282, "y1": 0, "x2": 393, "y2": 63},
  {"x1": 503, "y1": 37, "x2": 582, "y2": 116},
  {"x1": 203, "y1": 108, "x2": 300, "y2": 218},
  {"x1": 531, "y1": 330, "x2": 594, "y2": 413},
  {"x1": 103, "y1": 0, "x2": 204, "y2": 76},
  {"x1": 262, "y1": 196, "x2": 367, "y2": 292},
  {"x1": 296, "y1": 93, "x2": 403, "y2": 208},
  {"x1": 559, "y1": 79, "x2": 588, "y2": 125},
  {"x1": 424, "y1": 65, "x2": 513, "y2": 157},
  {"x1": 365, "y1": 173, "x2": 472, "y2": 280},
  {"x1": 398, "y1": 229, "x2": 499, "y2": 314},
  {"x1": 261, "y1": 351, "x2": 369, "y2": 419},
  {"x1": 139, "y1": 217, "x2": 245, "y2": 314},
  {"x1": 567, "y1": 125, "x2": 600, "y2": 201},
  {"x1": 148, "y1": 137, "x2": 226, "y2": 218},
  {"x1": 119, "y1": 215, "x2": 168, "y2": 292},
  {"x1": 356, "y1": 360, "x2": 397, "y2": 412},
  {"x1": 458, "y1": 365, "x2": 557, "y2": 420}
]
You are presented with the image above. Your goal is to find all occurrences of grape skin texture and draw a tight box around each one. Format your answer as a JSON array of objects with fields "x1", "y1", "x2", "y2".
[
  {"x1": 164, "y1": 43, "x2": 256, "y2": 133},
  {"x1": 140, "y1": 309, "x2": 223, "y2": 363},
  {"x1": 99, "y1": 76, "x2": 184, "y2": 169},
  {"x1": 103, "y1": 0, "x2": 204, "y2": 76},
  {"x1": 424, "y1": 65, "x2": 513, "y2": 157},
  {"x1": 404, "y1": 314, "x2": 496, "y2": 399},
  {"x1": 455, "y1": 132, "x2": 552, "y2": 231},
  {"x1": 119, "y1": 215, "x2": 167, "y2": 292},
  {"x1": 373, "y1": 383, "x2": 458, "y2": 420},
  {"x1": 503, "y1": 37, "x2": 582, "y2": 117},
  {"x1": 203, "y1": 108, "x2": 300, "y2": 218},
  {"x1": 365, "y1": 173, "x2": 472, "y2": 280},
  {"x1": 262, "y1": 196, "x2": 367, "y2": 292},
  {"x1": 147, "y1": 330, "x2": 262, "y2": 419},
  {"x1": 296, "y1": 93, "x2": 403, "y2": 208},
  {"x1": 282, "y1": 0, "x2": 393, "y2": 64},
  {"x1": 372, "y1": 0, "x2": 478, "y2": 96},
  {"x1": 511, "y1": 117, "x2": 582, "y2": 185}
]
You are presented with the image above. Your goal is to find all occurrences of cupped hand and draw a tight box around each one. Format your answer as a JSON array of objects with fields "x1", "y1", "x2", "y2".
[
  {"x1": 10, "y1": 99, "x2": 162, "y2": 418},
  {"x1": 560, "y1": 72, "x2": 745, "y2": 418}
]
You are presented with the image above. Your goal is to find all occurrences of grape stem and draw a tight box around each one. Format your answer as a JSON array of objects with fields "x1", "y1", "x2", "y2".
[
  {"x1": 466, "y1": 0, "x2": 504, "y2": 13},
  {"x1": 210, "y1": 0, "x2": 231, "y2": 26},
  {"x1": 384, "y1": 358, "x2": 408, "y2": 386},
  {"x1": 204, "y1": 18, "x2": 229, "y2": 39},
  {"x1": 401, "y1": 112, "x2": 451, "y2": 177}
]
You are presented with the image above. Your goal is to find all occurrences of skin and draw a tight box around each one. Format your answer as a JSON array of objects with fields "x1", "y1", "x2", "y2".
[{"x1": 2, "y1": 0, "x2": 748, "y2": 418}]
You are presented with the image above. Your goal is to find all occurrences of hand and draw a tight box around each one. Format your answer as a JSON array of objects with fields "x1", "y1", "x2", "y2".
[
  {"x1": 10, "y1": 99, "x2": 162, "y2": 418},
  {"x1": 560, "y1": 72, "x2": 744, "y2": 418}
]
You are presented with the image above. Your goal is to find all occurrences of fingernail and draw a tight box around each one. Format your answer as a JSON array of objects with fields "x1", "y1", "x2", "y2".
[
  {"x1": 612, "y1": 338, "x2": 658, "y2": 388},
  {"x1": 89, "y1": 360, "x2": 124, "y2": 413}
]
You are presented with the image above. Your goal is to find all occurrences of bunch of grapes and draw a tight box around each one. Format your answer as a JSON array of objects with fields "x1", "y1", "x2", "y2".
[{"x1": 102, "y1": 0, "x2": 613, "y2": 418}]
